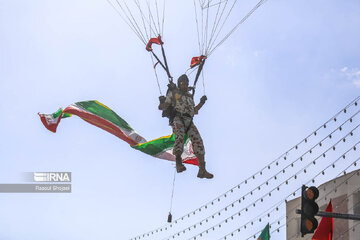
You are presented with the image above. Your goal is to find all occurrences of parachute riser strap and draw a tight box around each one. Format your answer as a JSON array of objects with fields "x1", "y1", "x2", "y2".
[
  {"x1": 160, "y1": 43, "x2": 172, "y2": 81},
  {"x1": 146, "y1": 36, "x2": 172, "y2": 80},
  {"x1": 150, "y1": 50, "x2": 172, "y2": 79},
  {"x1": 193, "y1": 58, "x2": 206, "y2": 91}
]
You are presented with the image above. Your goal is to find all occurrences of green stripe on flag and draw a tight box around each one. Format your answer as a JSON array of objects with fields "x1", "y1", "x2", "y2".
[
  {"x1": 62, "y1": 113, "x2": 72, "y2": 118},
  {"x1": 52, "y1": 108, "x2": 63, "y2": 118},
  {"x1": 76, "y1": 101, "x2": 133, "y2": 131},
  {"x1": 132, "y1": 134, "x2": 189, "y2": 156},
  {"x1": 132, "y1": 135, "x2": 174, "y2": 156}
]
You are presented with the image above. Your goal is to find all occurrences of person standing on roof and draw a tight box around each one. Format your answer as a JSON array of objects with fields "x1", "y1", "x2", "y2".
[{"x1": 158, "y1": 74, "x2": 213, "y2": 179}]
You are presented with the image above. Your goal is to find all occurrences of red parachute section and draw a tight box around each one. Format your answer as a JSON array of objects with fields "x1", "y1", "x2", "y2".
[
  {"x1": 146, "y1": 35, "x2": 163, "y2": 51},
  {"x1": 190, "y1": 55, "x2": 207, "y2": 68}
]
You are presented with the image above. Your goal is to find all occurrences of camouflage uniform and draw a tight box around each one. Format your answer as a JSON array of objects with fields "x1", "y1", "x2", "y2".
[{"x1": 164, "y1": 89, "x2": 205, "y2": 157}]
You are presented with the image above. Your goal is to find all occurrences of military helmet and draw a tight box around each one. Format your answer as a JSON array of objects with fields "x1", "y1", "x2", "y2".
[{"x1": 177, "y1": 74, "x2": 189, "y2": 86}]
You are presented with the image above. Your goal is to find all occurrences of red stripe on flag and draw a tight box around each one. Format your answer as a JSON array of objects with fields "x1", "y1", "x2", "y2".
[
  {"x1": 64, "y1": 106, "x2": 138, "y2": 146},
  {"x1": 183, "y1": 157, "x2": 199, "y2": 166},
  {"x1": 38, "y1": 113, "x2": 62, "y2": 133}
]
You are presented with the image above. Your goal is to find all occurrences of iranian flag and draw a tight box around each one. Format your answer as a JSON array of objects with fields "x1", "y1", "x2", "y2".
[{"x1": 39, "y1": 100, "x2": 198, "y2": 165}]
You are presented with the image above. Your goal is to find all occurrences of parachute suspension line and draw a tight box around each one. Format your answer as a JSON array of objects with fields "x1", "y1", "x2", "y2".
[
  {"x1": 125, "y1": 0, "x2": 148, "y2": 37},
  {"x1": 168, "y1": 167, "x2": 177, "y2": 222},
  {"x1": 185, "y1": 66, "x2": 196, "y2": 75},
  {"x1": 124, "y1": 0, "x2": 171, "y2": 81},
  {"x1": 150, "y1": 53, "x2": 163, "y2": 95},
  {"x1": 199, "y1": 0, "x2": 205, "y2": 55},
  {"x1": 194, "y1": 0, "x2": 209, "y2": 54},
  {"x1": 149, "y1": 9, "x2": 173, "y2": 82},
  {"x1": 107, "y1": 0, "x2": 166, "y2": 45},
  {"x1": 107, "y1": 0, "x2": 171, "y2": 85},
  {"x1": 206, "y1": 0, "x2": 230, "y2": 54},
  {"x1": 208, "y1": 0, "x2": 268, "y2": 56},
  {"x1": 206, "y1": 0, "x2": 239, "y2": 54},
  {"x1": 187, "y1": 63, "x2": 202, "y2": 78},
  {"x1": 132, "y1": 0, "x2": 159, "y2": 38},
  {"x1": 146, "y1": 0, "x2": 161, "y2": 35},
  {"x1": 194, "y1": 0, "x2": 234, "y2": 55},
  {"x1": 135, "y1": 0, "x2": 162, "y2": 39},
  {"x1": 148, "y1": 1, "x2": 171, "y2": 80},
  {"x1": 119, "y1": 0, "x2": 148, "y2": 43},
  {"x1": 161, "y1": 0, "x2": 165, "y2": 36},
  {"x1": 132, "y1": 0, "x2": 169, "y2": 80},
  {"x1": 207, "y1": 0, "x2": 228, "y2": 8},
  {"x1": 193, "y1": 0, "x2": 202, "y2": 54},
  {"x1": 202, "y1": 70, "x2": 206, "y2": 95},
  {"x1": 134, "y1": 0, "x2": 150, "y2": 40},
  {"x1": 154, "y1": 0, "x2": 162, "y2": 36},
  {"x1": 106, "y1": 0, "x2": 146, "y2": 45},
  {"x1": 206, "y1": 0, "x2": 224, "y2": 53},
  {"x1": 148, "y1": 5, "x2": 153, "y2": 39},
  {"x1": 204, "y1": 0, "x2": 211, "y2": 55},
  {"x1": 115, "y1": 0, "x2": 146, "y2": 44},
  {"x1": 146, "y1": 0, "x2": 157, "y2": 35}
]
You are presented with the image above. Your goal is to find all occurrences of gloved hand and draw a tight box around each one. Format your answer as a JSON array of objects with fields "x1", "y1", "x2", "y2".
[
  {"x1": 159, "y1": 96, "x2": 166, "y2": 103},
  {"x1": 200, "y1": 95, "x2": 207, "y2": 104},
  {"x1": 167, "y1": 81, "x2": 176, "y2": 90}
]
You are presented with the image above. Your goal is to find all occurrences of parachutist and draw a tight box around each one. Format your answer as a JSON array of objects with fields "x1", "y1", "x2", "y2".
[{"x1": 158, "y1": 74, "x2": 213, "y2": 179}]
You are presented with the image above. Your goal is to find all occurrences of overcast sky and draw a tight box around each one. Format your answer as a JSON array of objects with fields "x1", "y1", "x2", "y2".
[{"x1": 0, "y1": 0, "x2": 359, "y2": 239}]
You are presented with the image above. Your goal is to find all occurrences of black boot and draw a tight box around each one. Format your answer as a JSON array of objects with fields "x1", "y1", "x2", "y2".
[
  {"x1": 175, "y1": 155, "x2": 186, "y2": 173},
  {"x1": 197, "y1": 155, "x2": 213, "y2": 179}
]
